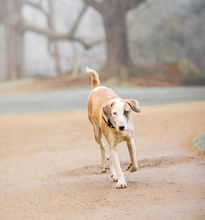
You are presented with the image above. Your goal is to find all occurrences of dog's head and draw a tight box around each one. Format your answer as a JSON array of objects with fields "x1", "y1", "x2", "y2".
[{"x1": 102, "y1": 98, "x2": 141, "y2": 131}]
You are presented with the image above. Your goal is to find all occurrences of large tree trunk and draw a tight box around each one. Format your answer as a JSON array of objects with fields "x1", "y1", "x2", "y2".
[
  {"x1": 5, "y1": 23, "x2": 25, "y2": 80},
  {"x1": 102, "y1": 0, "x2": 133, "y2": 77},
  {"x1": 0, "y1": 0, "x2": 25, "y2": 80},
  {"x1": 83, "y1": 0, "x2": 146, "y2": 77}
]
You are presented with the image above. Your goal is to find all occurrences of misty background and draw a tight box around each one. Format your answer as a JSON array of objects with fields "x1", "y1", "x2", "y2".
[{"x1": 0, "y1": 0, "x2": 205, "y2": 86}]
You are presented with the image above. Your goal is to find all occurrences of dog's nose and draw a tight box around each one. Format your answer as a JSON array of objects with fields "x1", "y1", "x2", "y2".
[{"x1": 119, "y1": 125, "x2": 125, "y2": 131}]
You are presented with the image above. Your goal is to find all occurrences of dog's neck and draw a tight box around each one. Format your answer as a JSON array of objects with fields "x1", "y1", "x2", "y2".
[{"x1": 102, "y1": 116, "x2": 115, "y2": 129}]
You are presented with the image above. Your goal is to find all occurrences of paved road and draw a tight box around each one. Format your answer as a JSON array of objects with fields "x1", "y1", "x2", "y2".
[{"x1": 0, "y1": 86, "x2": 205, "y2": 115}]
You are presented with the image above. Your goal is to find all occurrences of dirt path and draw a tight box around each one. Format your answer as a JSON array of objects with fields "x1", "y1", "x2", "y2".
[{"x1": 0, "y1": 102, "x2": 205, "y2": 220}]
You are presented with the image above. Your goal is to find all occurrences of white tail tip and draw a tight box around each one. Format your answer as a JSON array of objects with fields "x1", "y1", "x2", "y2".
[{"x1": 86, "y1": 66, "x2": 90, "y2": 73}]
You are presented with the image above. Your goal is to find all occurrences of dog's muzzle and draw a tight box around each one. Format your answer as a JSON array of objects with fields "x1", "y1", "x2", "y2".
[{"x1": 119, "y1": 125, "x2": 125, "y2": 131}]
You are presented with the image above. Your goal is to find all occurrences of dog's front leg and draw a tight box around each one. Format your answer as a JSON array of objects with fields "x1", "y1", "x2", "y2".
[
  {"x1": 109, "y1": 148, "x2": 118, "y2": 182},
  {"x1": 126, "y1": 138, "x2": 138, "y2": 172},
  {"x1": 110, "y1": 145, "x2": 127, "y2": 189}
]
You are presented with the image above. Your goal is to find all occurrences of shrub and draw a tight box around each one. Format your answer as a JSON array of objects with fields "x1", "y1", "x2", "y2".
[
  {"x1": 196, "y1": 74, "x2": 205, "y2": 86},
  {"x1": 181, "y1": 75, "x2": 194, "y2": 85}
]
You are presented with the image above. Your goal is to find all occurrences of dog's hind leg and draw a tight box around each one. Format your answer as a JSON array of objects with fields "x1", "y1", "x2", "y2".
[{"x1": 93, "y1": 123, "x2": 108, "y2": 173}]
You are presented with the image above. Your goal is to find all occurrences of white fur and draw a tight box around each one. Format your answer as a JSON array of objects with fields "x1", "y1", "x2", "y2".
[
  {"x1": 106, "y1": 99, "x2": 138, "y2": 188},
  {"x1": 93, "y1": 86, "x2": 106, "y2": 92},
  {"x1": 110, "y1": 100, "x2": 128, "y2": 131},
  {"x1": 108, "y1": 98, "x2": 121, "y2": 104}
]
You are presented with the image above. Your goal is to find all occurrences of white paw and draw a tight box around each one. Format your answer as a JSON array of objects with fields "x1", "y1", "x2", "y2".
[
  {"x1": 101, "y1": 167, "x2": 107, "y2": 173},
  {"x1": 101, "y1": 157, "x2": 109, "y2": 173},
  {"x1": 115, "y1": 180, "x2": 127, "y2": 189},
  {"x1": 111, "y1": 174, "x2": 118, "y2": 182}
]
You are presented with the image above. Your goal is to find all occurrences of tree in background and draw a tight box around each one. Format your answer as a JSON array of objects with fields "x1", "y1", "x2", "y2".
[
  {"x1": 0, "y1": 0, "x2": 204, "y2": 81},
  {"x1": 0, "y1": 0, "x2": 102, "y2": 80},
  {"x1": 0, "y1": 0, "x2": 146, "y2": 80},
  {"x1": 0, "y1": 0, "x2": 25, "y2": 80},
  {"x1": 83, "y1": 0, "x2": 146, "y2": 77}
]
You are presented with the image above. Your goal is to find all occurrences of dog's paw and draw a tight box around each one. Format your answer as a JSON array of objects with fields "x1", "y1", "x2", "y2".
[
  {"x1": 115, "y1": 180, "x2": 127, "y2": 189},
  {"x1": 129, "y1": 166, "x2": 138, "y2": 173},
  {"x1": 101, "y1": 168, "x2": 106, "y2": 173},
  {"x1": 127, "y1": 163, "x2": 138, "y2": 173},
  {"x1": 111, "y1": 174, "x2": 118, "y2": 182},
  {"x1": 101, "y1": 166, "x2": 109, "y2": 173}
]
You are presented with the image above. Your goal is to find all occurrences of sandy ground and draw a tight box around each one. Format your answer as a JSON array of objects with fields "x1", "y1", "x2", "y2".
[{"x1": 0, "y1": 102, "x2": 205, "y2": 220}]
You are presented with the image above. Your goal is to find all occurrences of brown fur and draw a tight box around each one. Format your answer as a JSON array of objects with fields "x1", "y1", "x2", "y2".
[{"x1": 86, "y1": 67, "x2": 140, "y2": 189}]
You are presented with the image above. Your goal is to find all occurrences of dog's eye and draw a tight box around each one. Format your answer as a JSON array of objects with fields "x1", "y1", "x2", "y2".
[
  {"x1": 124, "y1": 110, "x2": 129, "y2": 117},
  {"x1": 113, "y1": 112, "x2": 117, "y2": 115}
]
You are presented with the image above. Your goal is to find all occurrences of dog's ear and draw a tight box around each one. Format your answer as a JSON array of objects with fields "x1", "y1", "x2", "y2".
[
  {"x1": 126, "y1": 99, "x2": 141, "y2": 113},
  {"x1": 102, "y1": 102, "x2": 115, "y2": 119}
]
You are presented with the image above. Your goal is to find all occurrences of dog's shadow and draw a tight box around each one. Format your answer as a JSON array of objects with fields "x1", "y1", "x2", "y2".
[{"x1": 62, "y1": 156, "x2": 187, "y2": 177}]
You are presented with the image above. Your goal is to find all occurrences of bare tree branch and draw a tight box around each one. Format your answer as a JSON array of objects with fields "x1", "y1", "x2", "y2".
[
  {"x1": 21, "y1": 3, "x2": 88, "y2": 40},
  {"x1": 21, "y1": 17, "x2": 68, "y2": 39},
  {"x1": 68, "y1": 4, "x2": 88, "y2": 38},
  {"x1": 82, "y1": 0, "x2": 103, "y2": 13},
  {"x1": 22, "y1": 0, "x2": 48, "y2": 17},
  {"x1": 73, "y1": 36, "x2": 104, "y2": 49},
  {"x1": 20, "y1": 8, "x2": 104, "y2": 49},
  {"x1": 126, "y1": 0, "x2": 146, "y2": 11}
]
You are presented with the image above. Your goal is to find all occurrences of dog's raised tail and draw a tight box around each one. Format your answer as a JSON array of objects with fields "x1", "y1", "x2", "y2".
[{"x1": 86, "y1": 67, "x2": 100, "y2": 89}]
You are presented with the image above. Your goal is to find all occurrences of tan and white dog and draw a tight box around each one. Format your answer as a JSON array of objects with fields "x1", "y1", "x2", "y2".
[{"x1": 87, "y1": 67, "x2": 141, "y2": 189}]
